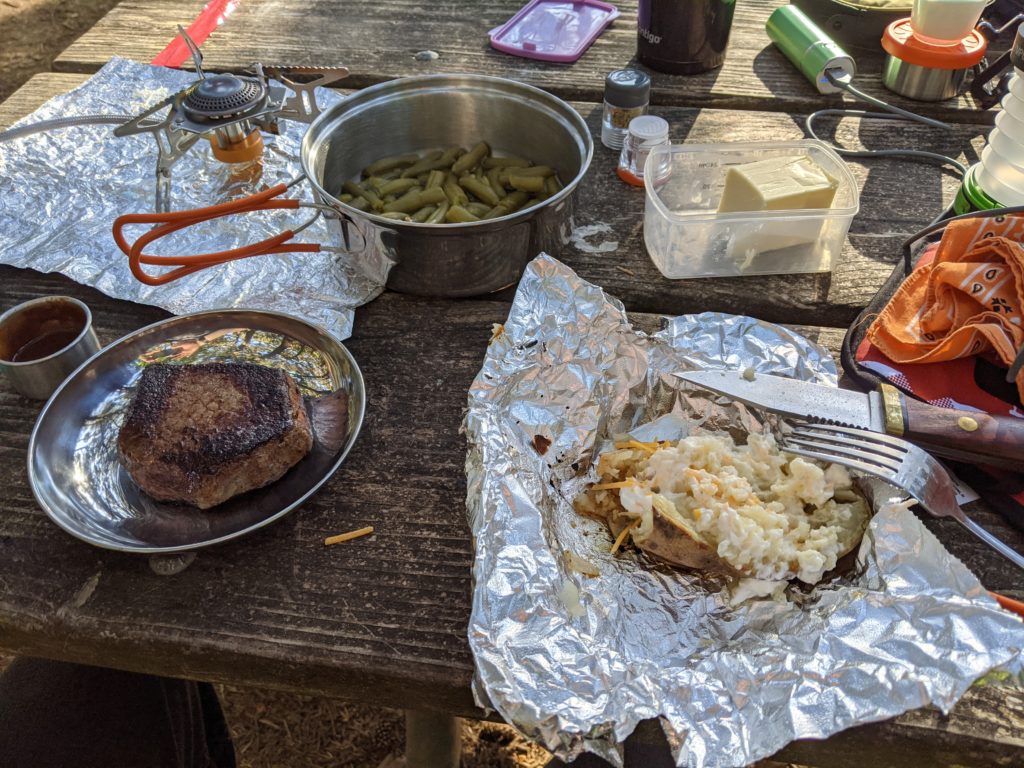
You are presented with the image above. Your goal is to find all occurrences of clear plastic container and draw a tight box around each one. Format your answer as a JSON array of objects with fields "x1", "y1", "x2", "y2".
[{"x1": 643, "y1": 140, "x2": 859, "y2": 279}]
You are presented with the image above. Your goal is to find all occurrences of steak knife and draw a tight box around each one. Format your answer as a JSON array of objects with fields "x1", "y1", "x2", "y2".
[{"x1": 675, "y1": 370, "x2": 1024, "y2": 472}]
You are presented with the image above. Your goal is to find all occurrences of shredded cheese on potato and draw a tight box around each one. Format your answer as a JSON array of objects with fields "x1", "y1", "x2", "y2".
[{"x1": 574, "y1": 433, "x2": 869, "y2": 584}]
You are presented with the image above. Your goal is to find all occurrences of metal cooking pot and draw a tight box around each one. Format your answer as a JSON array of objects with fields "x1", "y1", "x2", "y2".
[
  {"x1": 114, "y1": 75, "x2": 592, "y2": 298},
  {"x1": 302, "y1": 74, "x2": 594, "y2": 297}
]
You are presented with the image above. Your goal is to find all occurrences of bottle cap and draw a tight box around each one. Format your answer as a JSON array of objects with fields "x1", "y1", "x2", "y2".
[
  {"x1": 882, "y1": 19, "x2": 986, "y2": 69},
  {"x1": 627, "y1": 115, "x2": 669, "y2": 141},
  {"x1": 604, "y1": 69, "x2": 651, "y2": 108}
]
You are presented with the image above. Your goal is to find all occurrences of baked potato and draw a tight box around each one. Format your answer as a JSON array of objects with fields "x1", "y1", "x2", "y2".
[{"x1": 573, "y1": 433, "x2": 869, "y2": 585}]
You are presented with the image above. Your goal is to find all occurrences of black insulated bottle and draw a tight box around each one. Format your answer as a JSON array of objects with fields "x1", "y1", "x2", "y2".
[{"x1": 637, "y1": 0, "x2": 737, "y2": 74}]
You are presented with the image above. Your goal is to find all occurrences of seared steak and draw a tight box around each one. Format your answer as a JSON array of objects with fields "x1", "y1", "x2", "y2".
[{"x1": 118, "y1": 362, "x2": 313, "y2": 509}]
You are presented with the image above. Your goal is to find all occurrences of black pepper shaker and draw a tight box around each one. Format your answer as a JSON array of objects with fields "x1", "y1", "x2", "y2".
[{"x1": 601, "y1": 69, "x2": 652, "y2": 151}]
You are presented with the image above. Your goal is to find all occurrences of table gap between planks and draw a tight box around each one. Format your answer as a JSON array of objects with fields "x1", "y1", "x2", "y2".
[{"x1": 1, "y1": 7, "x2": 1022, "y2": 763}]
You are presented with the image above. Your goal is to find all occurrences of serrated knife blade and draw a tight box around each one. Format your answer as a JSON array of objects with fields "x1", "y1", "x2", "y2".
[
  {"x1": 674, "y1": 369, "x2": 1024, "y2": 472},
  {"x1": 675, "y1": 369, "x2": 885, "y2": 431}
]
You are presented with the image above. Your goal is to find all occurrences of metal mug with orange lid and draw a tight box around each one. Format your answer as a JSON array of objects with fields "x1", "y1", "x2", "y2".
[{"x1": 881, "y1": 18, "x2": 988, "y2": 101}]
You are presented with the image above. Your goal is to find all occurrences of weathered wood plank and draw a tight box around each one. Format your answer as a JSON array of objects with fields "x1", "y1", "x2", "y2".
[
  {"x1": 0, "y1": 73, "x2": 988, "y2": 327},
  {"x1": 775, "y1": 682, "x2": 1024, "y2": 768},
  {"x1": 1, "y1": 266, "x2": 1023, "y2": 768},
  {"x1": 53, "y1": 0, "x2": 988, "y2": 122},
  {"x1": 0, "y1": 72, "x2": 85, "y2": 127}
]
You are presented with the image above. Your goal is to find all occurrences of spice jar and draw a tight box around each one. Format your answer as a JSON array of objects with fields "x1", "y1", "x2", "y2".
[
  {"x1": 601, "y1": 69, "x2": 652, "y2": 150},
  {"x1": 617, "y1": 115, "x2": 670, "y2": 187}
]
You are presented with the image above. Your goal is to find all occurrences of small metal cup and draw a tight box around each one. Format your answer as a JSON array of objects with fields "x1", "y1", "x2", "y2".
[{"x1": 0, "y1": 296, "x2": 101, "y2": 400}]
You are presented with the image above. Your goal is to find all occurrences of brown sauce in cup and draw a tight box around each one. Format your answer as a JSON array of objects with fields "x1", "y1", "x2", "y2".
[
  {"x1": 0, "y1": 299, "x2": 86, "y2": 363},
  {"x1": 11, "y1": 329, "x2": 81, "y2": 362}
]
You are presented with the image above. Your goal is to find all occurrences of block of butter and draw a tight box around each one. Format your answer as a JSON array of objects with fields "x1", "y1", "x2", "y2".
[{"x1": 717, "y1": 155, "x2": 838, "y2": 214}]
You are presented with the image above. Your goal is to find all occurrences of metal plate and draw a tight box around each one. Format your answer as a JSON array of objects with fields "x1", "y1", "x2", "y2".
[{"x1": 28, "y1": 310, "x2": 365, "y2": 553}]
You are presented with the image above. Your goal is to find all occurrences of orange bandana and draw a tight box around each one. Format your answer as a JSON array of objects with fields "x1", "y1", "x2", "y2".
[{"x1": 867, "y1": 215, "x2": 1024, "y2": 402}]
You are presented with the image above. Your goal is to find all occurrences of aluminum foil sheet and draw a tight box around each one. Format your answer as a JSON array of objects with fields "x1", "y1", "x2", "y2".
[
  {"x1": 0, "y1": 57, "x2": 385, "y2": 340},
  {"x1": 465, "y1": 254, "x2": 1024, "y2": 768}
]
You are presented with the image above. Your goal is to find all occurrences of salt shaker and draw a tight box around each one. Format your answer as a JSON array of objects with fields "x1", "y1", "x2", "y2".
[
  {"x1": 616, "y1": 115, "x2": 670, "y2": 187},
  {"x1": 601, "y1": 69, "x2": 651, "y2": 151}
]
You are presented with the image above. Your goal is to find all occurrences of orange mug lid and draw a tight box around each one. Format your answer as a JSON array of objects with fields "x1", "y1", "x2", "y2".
[{"x1": 881, "y1": 18, "x2": 987, "y2": 69}]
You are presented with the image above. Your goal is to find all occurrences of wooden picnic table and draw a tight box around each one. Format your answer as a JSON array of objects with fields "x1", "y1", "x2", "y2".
[
  {"x1": 54, "y1": 0, "x2": 988, "y2": 122},
  {"x1": 1, "y1": 1, "x2": 1024, "y2": 765}
]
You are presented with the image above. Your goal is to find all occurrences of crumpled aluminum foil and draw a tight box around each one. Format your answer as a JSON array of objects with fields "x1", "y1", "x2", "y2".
[
  {"x1": 0, "y1": 57, "x2": 385, "y2": 340},
  {"x1": 465, "y1": 254, "x2": 1024, "y2": 768}
]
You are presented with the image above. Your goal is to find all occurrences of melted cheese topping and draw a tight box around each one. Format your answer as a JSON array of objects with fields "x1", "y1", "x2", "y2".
[{"x1": 578, "y1": 433, "x2": 869, "y2": 584}]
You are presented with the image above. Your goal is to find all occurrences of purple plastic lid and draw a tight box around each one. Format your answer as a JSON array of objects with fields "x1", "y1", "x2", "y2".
[{"x1": 489, "y1": 0, "x2": 621, "y2": 63}]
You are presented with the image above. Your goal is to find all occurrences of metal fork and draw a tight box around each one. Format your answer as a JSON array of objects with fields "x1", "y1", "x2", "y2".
[{"x1": 780, "y1": 422, "x2": 1024, "y2": 571}]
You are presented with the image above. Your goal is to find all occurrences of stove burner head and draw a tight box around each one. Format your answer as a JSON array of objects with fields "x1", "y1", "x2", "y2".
[{"x1": 182, "y1": 75, "x2": 267, "y2": 122}]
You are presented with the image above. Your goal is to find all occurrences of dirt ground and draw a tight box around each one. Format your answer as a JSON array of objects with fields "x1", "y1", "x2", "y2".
[{"x1": 0, "y1": 0, "x2": 119, "y2": 102}]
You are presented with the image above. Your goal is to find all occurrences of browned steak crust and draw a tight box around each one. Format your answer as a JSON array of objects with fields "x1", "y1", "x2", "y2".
[{"x1": 118, "y1": 363, "x2": 313, "y2": 509}]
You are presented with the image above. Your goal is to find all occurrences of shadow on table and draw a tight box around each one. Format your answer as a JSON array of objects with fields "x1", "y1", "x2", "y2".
[
  {"x1": 608, "y1": 52, "x2": 728, "y2": 108},
  {"x1": 772, "y1": 109, "x2": 989, "y2": 264}
]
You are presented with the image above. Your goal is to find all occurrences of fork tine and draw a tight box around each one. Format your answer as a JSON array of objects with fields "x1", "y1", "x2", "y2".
[
  {"x1": 786, "y1": 422, "x2": 1024, "y2": 572},
  {"x1": 784, "y1": 437, "x2": 901, "y2": 475},
  {"x1": 782, "y1": 446, "x2": 893, "y2": 481},
  {"x1": 787, "y1": 426, "x2": 907, "y2": 463},
  {"x1": 792, "y1": 422, "x2": 913, "y2": 452},
  {"x1": 784, "y1": 427, "x2": 903, "y2": 472}
]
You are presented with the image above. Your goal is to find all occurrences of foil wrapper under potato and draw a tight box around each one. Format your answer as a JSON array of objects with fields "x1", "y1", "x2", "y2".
[
  {"x1": 465, "y1": 254, "x2": 1024, "y2": 768},
  {"x1": 0, "y1": 58, "x2": 385, "y2": 340}
]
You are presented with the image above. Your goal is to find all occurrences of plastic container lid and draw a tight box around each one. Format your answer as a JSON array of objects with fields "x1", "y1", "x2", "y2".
[
  {"x1": 881, "y1": 19, "x2": 986, "y2": 69},
  {"x1": 604, "y1": 69, "x2": 651, "y2": 107},
  {"x1": 628, "y1": 115, "x2": 669, "y2": 141},
  {"x1": 489, "y1": 0, "x2": 621, "y2": 63}
]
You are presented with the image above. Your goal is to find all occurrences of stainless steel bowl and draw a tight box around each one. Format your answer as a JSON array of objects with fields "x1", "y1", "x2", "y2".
[
  {"x1": 882, "y1": 55, "x2": 970, "y2": 102},
  {"x1": 301, "y1": 74, "x2": 594, "y2": 297}
]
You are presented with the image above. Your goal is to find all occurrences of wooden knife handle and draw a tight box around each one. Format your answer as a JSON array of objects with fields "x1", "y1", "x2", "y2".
[{"x1": 881, "y1": 385, "x2": 1024, "y2": 471}]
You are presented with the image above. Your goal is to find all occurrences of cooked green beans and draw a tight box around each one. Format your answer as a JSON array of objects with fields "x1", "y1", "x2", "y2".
[
  {"x1": 451, "y1": 142, "x2": 490, "y2": 175},
  {"x1": 459, "y1": 175, "x2": 500, "y2": 207},
  {"x1": 349, "y1": 144, "x2": 564, "y2": 224},
  {"x1": 343, "y1": 180, "x2": 383, "y2": 211},
  {"x1": 427, "y1": 200, "x2": 451, "y2": 223},
  {"x1": 446, "y1": 205, "x2": 480, "y2": 223},
  {"x1": 383, "y1": 186, "x2": 448, "y2": 214},
  {"x1": 400, "y1": 150, "x2": 444, "y2": 179},
  {"x1": 364, "y1": 152, "x2": 420, "y2": 176},
  {"x1": 442, "y1": 174, "x2": 469, "y2": 207},
  {"x1": 425, "y1": 170, "x2": 446, "y2": 189},
  {"x1": 465, "y1": 202, "x2": 492, "y2": 218},
  {"x1": 378, "y1": 177, "x2": 420, "y2": 196},
  {"x1": 507, "y1": 174, "x2": 545, "y2": 193},
  {"x1": 505, "y1": 165, "x2": 555, "y2": 177}
]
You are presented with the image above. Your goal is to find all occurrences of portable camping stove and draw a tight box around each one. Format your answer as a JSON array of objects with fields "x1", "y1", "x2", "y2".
[{"x1": 114, "y1": 29, "x2": 348, "y2": 211}]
